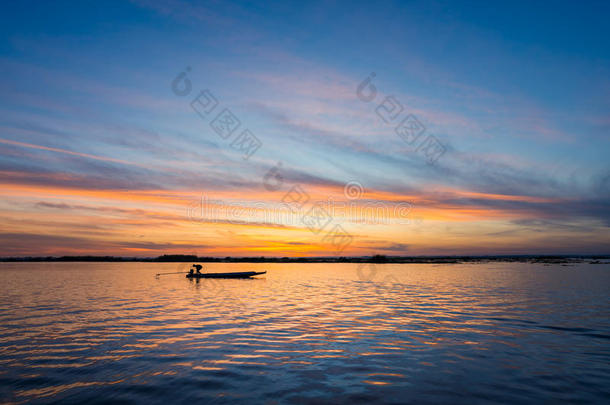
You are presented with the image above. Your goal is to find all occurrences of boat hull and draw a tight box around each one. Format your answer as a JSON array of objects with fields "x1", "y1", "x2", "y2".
[{"x1": 186, "y1": 271, "x2": 266, "y2": 279}]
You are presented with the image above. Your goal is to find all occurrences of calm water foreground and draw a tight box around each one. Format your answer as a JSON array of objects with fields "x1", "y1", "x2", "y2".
[{"x1": 0, "y1": 262, "x2": 608, "y2": 404}]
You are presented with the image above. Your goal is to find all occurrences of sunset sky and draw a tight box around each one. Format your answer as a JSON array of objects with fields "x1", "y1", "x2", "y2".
[{"x1": 1, "y1": 0, "x2": 609, "y2": 256}]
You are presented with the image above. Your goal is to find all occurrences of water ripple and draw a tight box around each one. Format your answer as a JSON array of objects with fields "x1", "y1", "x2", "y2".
[{"x1": 0, "y1": 262, "x2": 609, "y2": 403}]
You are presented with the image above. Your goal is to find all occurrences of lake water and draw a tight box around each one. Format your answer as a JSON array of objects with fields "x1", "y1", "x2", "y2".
[{"x1": 0, "y1": 262, "x2": 609, "y2": 404}]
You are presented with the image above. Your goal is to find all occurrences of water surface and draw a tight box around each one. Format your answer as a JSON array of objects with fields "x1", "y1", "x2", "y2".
[{"x1": 0, "y1": 262, "x2": 609, "y2": 404}]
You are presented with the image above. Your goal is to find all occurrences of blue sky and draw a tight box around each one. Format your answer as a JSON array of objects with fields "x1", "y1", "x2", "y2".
[{"x1": 0, "y1": 0, "x2": 609, "y2": 256}]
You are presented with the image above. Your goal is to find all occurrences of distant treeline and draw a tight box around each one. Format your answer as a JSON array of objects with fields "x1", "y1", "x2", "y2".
[{"x1": 1, "y1": 254, "x2": 608, "y2": 263}]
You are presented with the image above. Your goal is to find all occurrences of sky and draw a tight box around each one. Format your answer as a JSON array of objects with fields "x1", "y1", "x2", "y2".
[{"x1": 0, "y1": 0, "x2": 609, "y2": 257}]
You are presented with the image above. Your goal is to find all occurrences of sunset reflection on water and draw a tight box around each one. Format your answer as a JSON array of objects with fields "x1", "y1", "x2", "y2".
[{"x1": 1, "y1": 262, "x2": 609, "y2": 403}]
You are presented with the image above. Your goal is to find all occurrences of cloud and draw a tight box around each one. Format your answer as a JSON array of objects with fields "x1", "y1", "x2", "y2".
[
  {"x1": 0, "y1": 138, "x2": 144, "y2": 168},
  {"x1": 0, "y1": 232, "x2": 211, "y2": 256}
]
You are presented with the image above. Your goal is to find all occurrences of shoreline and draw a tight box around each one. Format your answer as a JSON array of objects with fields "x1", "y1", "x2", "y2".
[{"x1": 1, "y1": 254, "x2": 608, "y2": 264}]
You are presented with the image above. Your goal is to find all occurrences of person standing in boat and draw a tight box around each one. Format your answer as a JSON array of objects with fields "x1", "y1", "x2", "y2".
[{"x1": 193, "y1": 264, "x2": 203, "y2": 275}]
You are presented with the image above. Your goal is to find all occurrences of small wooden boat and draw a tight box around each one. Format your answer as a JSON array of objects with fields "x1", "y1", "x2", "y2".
[{"x1": 186, "y1": 271, "x2": 266, "y2": 279}]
